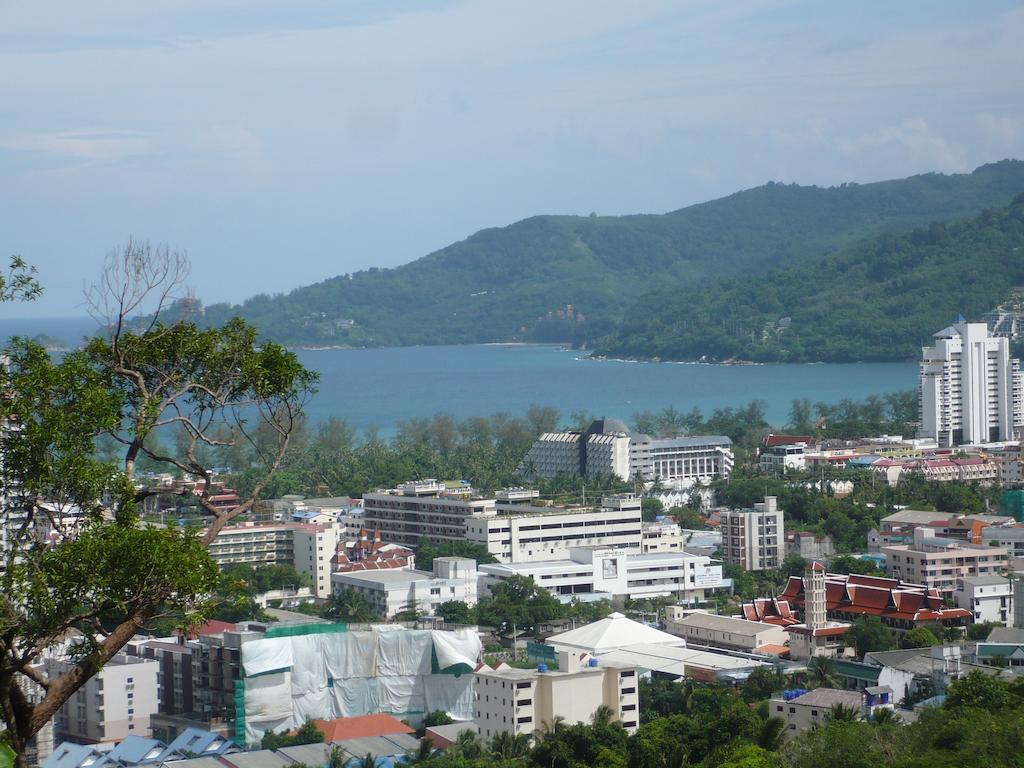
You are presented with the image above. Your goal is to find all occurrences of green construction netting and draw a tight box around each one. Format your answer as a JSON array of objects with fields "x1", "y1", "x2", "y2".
[{"x1": 263, "y1": 621, "x2": 348, "y2": 638}]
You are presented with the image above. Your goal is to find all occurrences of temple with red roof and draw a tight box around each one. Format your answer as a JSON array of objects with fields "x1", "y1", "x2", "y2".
[{"x1": 741, "y1": 571, "x2": 971, "y2": 633}]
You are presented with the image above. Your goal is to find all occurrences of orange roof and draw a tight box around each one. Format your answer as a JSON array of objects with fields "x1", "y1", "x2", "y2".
[
  {"x1": 312, "y1": 714, "x2": 414, "y2": 742},
  {"x1": 755, "y1": 644, "x2": 791, "y2": 657}
]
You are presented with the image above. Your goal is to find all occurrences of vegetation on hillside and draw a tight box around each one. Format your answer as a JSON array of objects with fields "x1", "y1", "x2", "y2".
[
  {"x1": 597, "y1": 194, "x2": 1024, "y2": 362},
  {"x1": 194, "y1": 162, "x2": 1024, "y2": 350}
]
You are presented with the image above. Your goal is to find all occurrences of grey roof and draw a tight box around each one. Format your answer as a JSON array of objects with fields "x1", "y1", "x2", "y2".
[
  {"x1": 424, "y1": 722, "x2": 476, "y2": 742},
  {"x1": 106, "y1": 736, "x2": 177, "y2": 765},
  {"x1": 275, "y1": 743, "x2": 333, "y2": 765},
  {"x1": 221, "y1": 751, "x2": 294, "y2": 768},
  {"x1": 166, "y1": 728, "x2": 238, "y2": 756},
  {"x1": 161, "y1": 759, "x2": 226, "y2": 768},
  {"x1": 787, "y1": 688, "x2": 863, "y2": 708},
  {"x1": 336, "y1": 734, "x2": 420, "y2": 758},
  {"x1": 959, "y1": 574, "x2": 1011, "y2": 587},
  {"x1": 672, "y1": 613, "x2": 779, "y2": 637},
  {"x1": 987, "y1": 627, "x2": 1024, "y2": 644},
  {"x1": 587, "y1": 418, "x2": 631, "y2": 436},
  {"x1": 866, "y1": 648, "x2": 1000, "y2": 677}
]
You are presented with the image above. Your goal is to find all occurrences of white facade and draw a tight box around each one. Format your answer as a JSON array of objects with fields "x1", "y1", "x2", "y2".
[
  {"x1": 918, "y1": 321, "x2": 1024, "y2": 447},
  {"x1": 629, "y1": 435, "x2": 734, "y2": 483},
  {"x1": 466, "y1": 495, "x2": 643, "y2": 563},
  {"x1": 45, "y1": 654, "x2": 159, "y2": 744},
  {"x1": 720, "y1": 496, "x2": 786, "y2": 572},
  {"x1": 982, "y1": 525, "x2": 1024, "y2": 558},
  {"x1": 293, "y1": 522, "x2": 343, "y2": 598},
  {"x1": 770, "y1": 687, "x2": 891, "y2": 734},
  {"x1": 361, "y1": 480, "x2": 496, "y2": 547},
  {"x1": 759, "y1": 443, "x2": 808, "y2": 473},
  {"x1": 641, "y1": 521, "x2": 688, "y2": 553},
  {"x1": 479, "y1": 546, "x2": 729, "y2": 604},
  {"x1": 955, "y1": 575, "x2": 1014, "y2": 626},
  {"x1": 663, "y1": 609, "x2": 788, "y2": 652},
  {"x1": 330, "y1": 557, "x2": 478, "y2": 618},
  {"x1": 474, "y1": 652, "x2": 639, "y2": 740},
  {"x1": 207, "y1": 522, "x2": 296, "y2": 567}
]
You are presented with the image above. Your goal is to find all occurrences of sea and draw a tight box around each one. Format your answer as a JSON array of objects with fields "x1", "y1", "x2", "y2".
[{"x1": 0, "y1": 317, "x2": 918, "y2": 436}]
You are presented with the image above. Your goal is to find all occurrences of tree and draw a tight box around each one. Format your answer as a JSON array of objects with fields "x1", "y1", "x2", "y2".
[
  {"x1": 825, "y1": 703, "x2": 862, "y2": 723},
  {"x1": 261, "y1": 719, "x2": 325, "y2": 749},
  {"x1": 900, "y1": 626, "x2": 939, "y2": 649},
  {"x1": 849, "y1": 616, "x2": 896, "y2": 657},
  {"x1": 0, "y1": 242, "x2": 316, "y2": 766},
  {"x1": 742, "y1": 667, "x2": 784, "y2": 703},
  {"x1": 422, "y1": 711, "x2": 454, "y2": 728},
  {"x1": 806, "y1": 657, "x2": 839, "y2": 689},
  {"x1": 435, "y1": 601, "x2": 473, "y2": 625},
  {"x1": 323, "y1": 588, "x2": 379, "y2": 623},
  {"x1": 641, "y1": 498, "x2": 665, "y2": 522},
  {"x1": 945, "y1": 670, "x2": 1018, "y2": 712}
]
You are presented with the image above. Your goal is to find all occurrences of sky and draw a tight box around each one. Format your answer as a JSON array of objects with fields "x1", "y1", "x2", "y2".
[{"x1": 2, "y1": 0, "x2": 1023, "y2": 318}]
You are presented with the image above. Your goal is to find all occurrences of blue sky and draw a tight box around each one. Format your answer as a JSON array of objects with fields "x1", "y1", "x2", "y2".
[{"x1": 2, "y1": 0, "x2": 1022, "y2": 317}]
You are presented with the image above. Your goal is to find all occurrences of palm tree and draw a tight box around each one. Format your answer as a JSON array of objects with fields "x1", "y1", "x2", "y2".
[
  {"x1": 453, "y1": 729, "x2": 486, "y2": 760},
  {"x1": 489, "y1": 731, "x2": 531, "y2": 760},
  {"x1": 356, "y1": 753, "x2": 376, "y2": 768},
  {"x1": 323, "y1": 588, "x2": 378, "y2": 623},
  {"x1": 535, "y1": 715, "x2": 567, "y2": 743},
  {"x1": 756, "y1": 716, "x2": 787, "y2": 751},
  {"x1": 807, "y1": 656, "x2": 839, "y2": 689},
  {"x1": 870, "y1": 707, "x2": 901, "y2": 727},
  {"x1": 404, "y1": 738, "x2": 434, "y2": 765},
  {"x1": 591, "y1": 704, "x2": 615, "y2": 728},
  {"x1": 825, "y1": 703, "x2": 862, "y2": 724},
  {"x1": 327, "y1": 745, "x2": 347, "y2": 768}
]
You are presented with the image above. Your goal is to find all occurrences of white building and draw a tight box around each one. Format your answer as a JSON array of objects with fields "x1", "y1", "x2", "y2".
[
  {"x1": 641, "y1": 521, "x2": 688, "y2": 553},
  {"x1": 955, "y1": 574, "x2": 1014, "y2": 626},
  {"x1": 719, "y1": 496, "x2": 785, "y2": 572},
  {"x1": 361, "y1": 480, "x2": 496, "y2": 547},
  {"x1": 474, "y1": 650, "x2": 639, "y2": 740},
  {"x1": 759, "y1": 443, "x2": 808, "y2": 473},
  {"x1": 293, "y1": 522, "x2": 343, "y2": 598},
  {"x1": 918, "y1": 320, "x2": 1024, "y2": 447},
  {"x1": 45, "y1": 653, "x2": 159, "y2": 744},
  {"x1": 981, "y1": 524, "x2": 1024, "y2": 558},
  {"x1": 479, "y1": 546, "x2": 729, "y2": 605},
  {"x1": 206, "y1": 522, "x2": 297, "y2": 567},
  {"x1": 466, "y1": 495, "x2": 643, "y2": 563},
  {"x1": 330, "y1": 556, "x2": 478, "y2": 618},
  {"x1": 517, "y1": 419, "x2": 733, "y2": 484},
  {"x1": 770, "y1": 687, "x2": 892, "y2": 734}
]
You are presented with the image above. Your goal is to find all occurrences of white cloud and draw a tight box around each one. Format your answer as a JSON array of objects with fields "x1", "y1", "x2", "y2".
[
  {"x1": 0, "y1": 130, "x2": 153, "y2": 161},
  {"x1": 833, "y1": 119, "x2": 967, "y2": 173}
]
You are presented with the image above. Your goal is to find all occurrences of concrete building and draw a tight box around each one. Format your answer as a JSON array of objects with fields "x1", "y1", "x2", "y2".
[
  {"x1": 786, "y1": 531, "x2": 835, "y2": 561},
  {"x1": 479, "y1": 546, "x2": 730, "y2": 605},
  {"x1": 720, "y1": 496, "x2": 785, "y2": 571},
  {"x1": 330, "y1": 557, "x2": 478, "y2": 618},
  {"x1": 770, "y1": 687, "x2": 892, "y2": 734},
  {"x1": 361, "y1": 480, "x2": 496, "y2": 547},
  {"x1": 783, "y1": 563, "x2": 851, "y2": 660},
  {"x1": 45, "y1": 653, "x2": 159, "y2": 744},
  {"x1": 206, "y1": 523, "x2": 296, "y2": 568},
  {"x1": 641, "y1": 521, "x2": 688, "y2": 553},
  {"x1": 980, "y1": 524, "x2": 1024, "y2": 558},
  {"x1": 517, "y1": 419, "x2": 733, "y2": 484},
  {"x1": 918, "y1": 319, "x2": 1024, "y2": 447},
  {"x1": 473, "y1": 650, "x2": 640, "y2": 739},
  {"x1": 466, "y1": 494, "x2": 643, "y2": 563},
  {"x1": 662, "y1": 608, "x2": 788, "y2": 653},
  {"x1": 883, "y1": 528, "x2": 1009, "y2": 591},
  {"x1": 760, "y1": 442, "x2": 808, "y2": 473},
  {"x1": 955, "y1": 574, "x2": 1014, "y2": 626},
  {"x1": 292, "y1": 523, "x2": 342, "y2": 598}
]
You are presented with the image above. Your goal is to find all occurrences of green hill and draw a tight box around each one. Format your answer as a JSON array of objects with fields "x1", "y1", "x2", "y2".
[
  {"x1": 201, "y1": 160, "x2": 1024, "y2": 347},
  {"x1": 595, "y1": 195, "x2": 1024, "y2": 363}
]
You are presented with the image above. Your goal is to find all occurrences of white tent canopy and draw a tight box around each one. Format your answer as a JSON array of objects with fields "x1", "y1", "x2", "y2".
[{"x1": 545, "y1": 612, "x2": 687, "y2": 655}]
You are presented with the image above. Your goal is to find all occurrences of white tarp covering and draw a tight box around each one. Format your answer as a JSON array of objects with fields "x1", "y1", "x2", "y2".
[{"x1": 241, "y1": 628, "x2": 482, "y2": 745}]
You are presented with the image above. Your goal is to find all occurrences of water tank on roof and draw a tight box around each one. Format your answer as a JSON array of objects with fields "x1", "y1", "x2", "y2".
[
  {"x1": 537, "y1": 664, "x2": 548, "y2": 673},
  {"x1": 588, "y1": 658, "x2": 599, "y2": 667}
]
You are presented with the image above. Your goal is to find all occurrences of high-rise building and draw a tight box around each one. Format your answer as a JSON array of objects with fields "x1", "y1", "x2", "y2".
[
  {"x1": 919, "y1": 319, "x2": 1024, "y2": 447},
  {"x1": 719, "y1": 496, "x2": 785, "y2": 572}
]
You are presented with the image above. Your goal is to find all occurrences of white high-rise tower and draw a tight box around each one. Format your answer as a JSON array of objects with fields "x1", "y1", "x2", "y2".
[{"x1": 919, "y1": 319, "x2": 1024, "y2": 447}]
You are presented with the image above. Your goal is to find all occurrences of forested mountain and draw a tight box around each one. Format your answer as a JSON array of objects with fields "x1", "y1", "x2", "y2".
[
  {"x1": 199, "y1": 160, "x2": 1024, "y2": 348},
  {"x1": 595, "y1": 195, "x2": 1024, "y2": 363}
]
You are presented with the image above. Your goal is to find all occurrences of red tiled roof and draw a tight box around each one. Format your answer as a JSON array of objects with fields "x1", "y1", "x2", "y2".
[
  {"x1": 312, "y1": 714, "x2": 414, "y2": 742},
  {"x1": 762, "y1": 434, "x2": 815, "y2": 448}
]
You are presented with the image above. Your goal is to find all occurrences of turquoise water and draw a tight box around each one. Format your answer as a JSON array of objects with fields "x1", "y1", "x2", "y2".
[{"x1": 0, "y1": 318, "x2": 918, "y2": 434}]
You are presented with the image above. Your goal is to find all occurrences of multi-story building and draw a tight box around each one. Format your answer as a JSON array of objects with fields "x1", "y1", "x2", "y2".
[
  {"x1": 641, "y1": 521, "x2": 688, "y2": 553},
  {"x1": 770, "y1": 687, "x2": 892, "y2": 734},
  {"x1": 466, "y1": 495, "x2": 643, "y2": 563},
  {"x1": 517, "y1": 419, "x2": 733, "y2": 484},
  {"x1": 361, "y1": 480, "x2": 496, "y2": 547},
  {"x1": 330, "y1": 557, "x2": 478, "y2": 618},
  {"x1": 479, "y1": 546, "x2": 730, "y2": 605},
  {"x1": 955, "y1": 574, "x2": 1014, "y2": 626},
  {"x1": 126, "y1": 640, "x2": 195, "y2": 717},
  {"x1": 719, "y1": 496, "x2": 785, "y2": 571},
  {"x1": 759, "y1": 442, "x2": 809, "y2": 473},
  {"x1": 473, "y1": 651, "x2": 639, "y2": 740},
  {"x1": 883, "y1": 528, "x2": 1009, "y2": 591},
  {"x1": 662, "y1": 608, "x2": 788, "y2": 653},
  {"x1": 918, "y1": 319, "x2": 1024, "y2": 447},
  {"x1": 44, "y1": 653, "x2": 159, "y2": 744},
  {"x1": 293, "y1": 523, "x2": 343, "y2": 598},
  {"x1": 206, "y1": 522, "x2": 297, "y2": 567},
  {"x1": 786, "y1": 531, "x2": 835, "y2": 561}
]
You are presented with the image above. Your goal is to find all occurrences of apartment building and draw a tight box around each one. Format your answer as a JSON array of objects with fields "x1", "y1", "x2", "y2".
[
  {"x1": 918, "y1": 320, "x2": 1024, "y2": 447},
  {"x1": 759, "y1": 442, "x2": 809, "y2": 473},
  {"x1": 662, "y1": 608, "x2": 788, "y2": 653},
  {"x1": 466, "y1": 494, "x2": 643, "y2": 563},
  {"x1": 44, "y1": 654, "x2": 159, "y2": 744},
  {"x1": 293, "y1": 523, "x2": 343, "y2": 598},
  {"x1": 479, "y1": 546, "x2": 730, "y2": 604},
  {"x1": 955, "y1": 574, "x2": 1014, "y2": 625},
  {"x1": 980, "y1": 524, "x2": 1024, "y2": 557},
  {"x1": 517, "y1": 419, "x2": 733, "y2": 484},
  {"x1": 206, "y1": 523, "x2": 296, "y2": 567},
  {"x1": 882, "y1": 528, "x2": 1009, "y2": 591},
  {"x1": 770, "y1": 687, "x2": 893, "y2": 734},
  {"x1": 641, "y1": 521, "x2": 688, "y2": 553},
  {"x1": 361, "y1": 480, "x2": 496, "y2": 547},
  {"x1": 126, "y1": 640, "x2": 195, "y2": 717},
  {"x1": 331, "y1": 557, "x2": 478, "y2": 618},
  {"x1": 474, "y1": 651, "x2": 639, "y2": 740},
  {"x1": 719, "y1": 496, "x2": 785, "y2": 571}
]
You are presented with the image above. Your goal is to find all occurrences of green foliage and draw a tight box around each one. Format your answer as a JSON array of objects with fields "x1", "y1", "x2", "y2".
[
  {"x1": 322, "y1": 587, "x2": 379, "y2": 623},
  {"x1": 640, "y1": 498, "x2": 664, "y2": 522},
  {"x1": 850, "y1": 616, "x2": 897, "y2": 657},
  {"x1": 435, "y1": 601, "x2": 474, "y2": 625},
  {"x1": 806, "y1": 657, "x2": 839, "y2": 689},
  {"x1": 417, "y1": 538, "x2": 498, "y2": 571},
  {"x1": 965, "y1": 621, "x2": 1002, "y2": 641},
  {"x1": 422, "y1": 711, "x2": 454, "y2": 728},
  {"x1": 475, "y1": 575, "x2": 563, "y2": 631},
  {"x1": 197, "y1": 162, "x2": 1024, "y2": 350},
  {"x1": 741, "y1": 667, "x2": 785, "y2": 703},
  {"x1": 260, "y1": 720, "x2": 324, "y2": 750},
  {"x1": 900, "y1": 627, "x2": 939, "y2": 649}
]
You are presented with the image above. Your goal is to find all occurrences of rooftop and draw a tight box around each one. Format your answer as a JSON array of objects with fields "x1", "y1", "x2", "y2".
[
  {"x1": 784, "y1": 688, "x2": 863, "y2": 708},
  {"x1": 671, "y1": 612, "x2": 781, "y2": 637},
  {"x1": 312, "y1": 714, "x2": 414, "y2": 742}
]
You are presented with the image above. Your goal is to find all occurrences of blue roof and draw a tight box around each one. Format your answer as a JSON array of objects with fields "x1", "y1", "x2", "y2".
[
  {"x1": 106, "y1": 735, "x2": 177, "y2": 765},
  {"x1": 43, "y1": 743, "x2": 101, "y2": 768},
  {"x1": 167, "y1": 728, "x2": 237, "y2": 756},
  {"x1": 848, "y1": 455, "x2": 881, "y2": 466}
]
